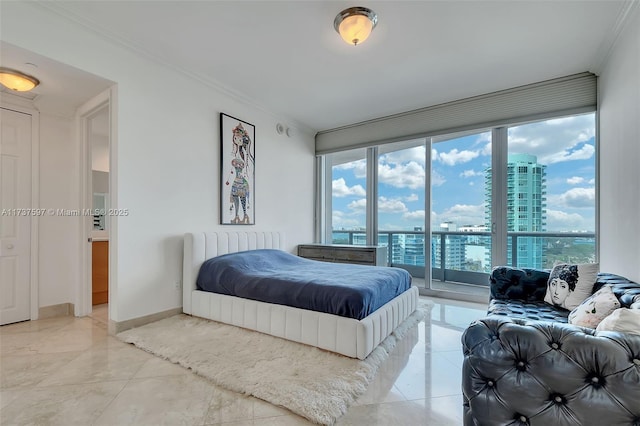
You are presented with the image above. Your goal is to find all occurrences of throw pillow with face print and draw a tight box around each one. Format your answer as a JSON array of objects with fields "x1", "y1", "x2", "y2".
[{"x1": 544, "y1": 263, "x2": 599, "y2": 310}]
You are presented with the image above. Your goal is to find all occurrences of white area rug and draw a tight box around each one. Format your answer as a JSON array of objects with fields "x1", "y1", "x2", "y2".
[{"x1": 118, "y1": 300, "x2": 430, "y2": 425}]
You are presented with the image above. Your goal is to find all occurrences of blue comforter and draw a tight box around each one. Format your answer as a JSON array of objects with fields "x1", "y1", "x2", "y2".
[{"x1": 196, "y1": 249, "x2": 412, "y2": 320}]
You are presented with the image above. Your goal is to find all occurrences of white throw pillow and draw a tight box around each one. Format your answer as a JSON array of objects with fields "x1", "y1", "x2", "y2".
[
  {"x1": 544, "y1": 263, "x2": 599, "y2": 310},
  {"x1": 569, "y1": 286, "x2": 620, "y2": 329},
  {"x1": 596, "y1": 308, "x2": 640, "y2": 335}
]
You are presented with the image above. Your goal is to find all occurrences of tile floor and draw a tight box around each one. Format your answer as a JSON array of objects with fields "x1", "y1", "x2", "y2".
[{"x1": 0, "y1": 297, "x2": 487, "y2": 425}]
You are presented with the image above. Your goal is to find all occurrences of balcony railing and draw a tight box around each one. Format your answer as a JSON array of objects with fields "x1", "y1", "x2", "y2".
[{"x1": 331, "y1": 230, "x2": 596, "y2": 287}]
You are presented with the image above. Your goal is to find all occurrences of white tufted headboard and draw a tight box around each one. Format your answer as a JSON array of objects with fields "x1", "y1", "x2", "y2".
[{"x1": 182, "y1": 231, "x2": 285, "y2": 314}]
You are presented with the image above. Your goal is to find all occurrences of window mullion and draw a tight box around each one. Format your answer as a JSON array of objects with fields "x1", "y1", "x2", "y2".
[
  {"x1": 491, "y1": 127, "x2": 508, "y2": 267},
  {"x1": 366, "y1": 147, "x2": 378, "y2": 246}
]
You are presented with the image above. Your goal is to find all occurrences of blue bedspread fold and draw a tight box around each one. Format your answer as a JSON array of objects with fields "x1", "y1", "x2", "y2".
[{"x1": 196, "y1": 249, "x2": 412, "y2": 320}]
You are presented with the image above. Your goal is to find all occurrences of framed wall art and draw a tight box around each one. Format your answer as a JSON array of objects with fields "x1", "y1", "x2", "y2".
[{"x1": 220, "y1": 113, "x2": 256, "y2": 225}]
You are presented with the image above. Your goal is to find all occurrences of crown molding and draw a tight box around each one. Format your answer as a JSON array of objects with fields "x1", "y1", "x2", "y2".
[{"x1": 591, "y1": 0, "x2": 639, "y2": 76}]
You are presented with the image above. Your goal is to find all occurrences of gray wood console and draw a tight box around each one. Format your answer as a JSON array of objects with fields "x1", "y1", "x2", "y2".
[{"x1": 297, "y1": 244, "x2": 388, "y2": 266}]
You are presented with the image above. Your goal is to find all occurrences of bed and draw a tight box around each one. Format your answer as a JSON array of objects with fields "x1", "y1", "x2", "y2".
[{"x1": 183, "y1": 231, "x2": 419, "y2": 360}]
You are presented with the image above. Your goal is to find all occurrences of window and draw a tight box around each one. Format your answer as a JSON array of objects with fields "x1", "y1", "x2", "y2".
[
  {"x1": 320, "y1": 114, "x2": 596, "y2": 293},
  {"x1": 328, "y1": 148, "x2": 367, "y2": 244},
  {"x1": 507, "y1": 112, "x2": 596, "y2": 268}
]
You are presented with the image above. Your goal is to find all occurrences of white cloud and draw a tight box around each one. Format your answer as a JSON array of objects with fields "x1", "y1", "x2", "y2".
[
  {"x1": 347, "y1": 198, "x2": 367, "y2": 212},
  {"x1": 460, "y1": 169, "x2": 482, "y2": 178},
  {"x1": 381, "y1": 146, "x2": 426, "y2": 166},
  {"x1": 334, "y1": 159, "x2": 365, "y2": 171},
  {"x1": 334, "y1": 159, "x2": 367, "y2": 178},
  {"x1": 546, "y1": 209, "x2": 590, "y2": 232},
  {"x1": 547, "y1": 144, "x2": 595, "y2": 164},
  {"x1": 332, "y1": 210, "x2": 362, "y2": 229},
  {"x1": 549, "y1": 187, "x2": 595, "y2": 208},
  {"x1": 378, "y1": 196, "x2": 408, "y2": 213},
  {"x1": 437, "y1": 148, "x2": 480, "y2": 166},
  {"x1": 481, "y1": 142, "x2": 492, "y2": 156},
  {"x1": 588, "y1": 178, "x2": 595, "y2": 184},
  {"x1": 431, "y1": 170, "x2": 446, "y2": 187},
  {"x1": 507, "y1": 113, "x2": 596, "y2": 164},
  {"x1": 402, "y1": 210, "x2": 426, "y2": 221},
  {"x1": 378, "y1": 161, "x2": 425, "y2": 189},
  {"x1": 566, "y1": 176, "x2": 584, "y2": 185},
  {"x1": 405, "y1": 194, "x2": 419, "y2": 202},
  {"x1": 332, "y1": 178, "x2": 365, "y2": 197},
  {"x1": 435, "y1": 203, "x2": 485, "y2": 226},
  {"x1": 475, "y1": 132, "x2": 492, "y2": 144}
]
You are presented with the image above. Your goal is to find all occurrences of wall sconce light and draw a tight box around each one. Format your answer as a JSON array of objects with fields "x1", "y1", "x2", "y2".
[
  {"x1": 0, "y1": 67, "x2": 40, "y2": 92},
  {"x1": 334, "y1": 7, "x2": 378, "y2": 46}
]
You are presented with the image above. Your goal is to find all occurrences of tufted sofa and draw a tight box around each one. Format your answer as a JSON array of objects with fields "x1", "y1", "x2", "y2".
[{"x1": 462, "y1": 267, "x2": 640, "y2": 426}]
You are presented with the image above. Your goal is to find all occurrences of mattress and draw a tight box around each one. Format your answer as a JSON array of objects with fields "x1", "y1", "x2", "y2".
[{"x1": 196, "y1": 249, "x2": 412, "y2": 320}]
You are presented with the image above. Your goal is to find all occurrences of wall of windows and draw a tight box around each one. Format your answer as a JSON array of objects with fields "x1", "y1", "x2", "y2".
[{"x1": 320, "y1": 112, "x2": 596, "y2": 298}]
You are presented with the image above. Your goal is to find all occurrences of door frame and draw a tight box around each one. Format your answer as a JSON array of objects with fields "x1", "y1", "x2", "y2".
[
  {"x1": 1, "y1": 97, "x2": 40, "y2": 321},
  {"x1": 76, "y1": 88, "x2": 114, "y2": 317}
]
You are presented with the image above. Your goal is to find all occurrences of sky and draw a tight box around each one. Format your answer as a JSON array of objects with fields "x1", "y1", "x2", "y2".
[{"x1": 331, "y1": 112, "x2": 596, "y2": 233}]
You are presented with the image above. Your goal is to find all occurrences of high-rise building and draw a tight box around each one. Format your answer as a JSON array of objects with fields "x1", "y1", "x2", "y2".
[
  {"x1": 383, "y1": 232, "x2": 425, "y2": 266},
  {"x1": 485, "y1": 154, "x2": 547, "y2": 268},
  {"x1": 433, "y1": 222, "x2": 466, "y2": 270}
]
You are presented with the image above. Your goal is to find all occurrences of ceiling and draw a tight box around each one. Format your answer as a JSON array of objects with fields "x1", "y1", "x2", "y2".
[{"x1": 2, "y1": 1, "x2": 632, "y2": 132}]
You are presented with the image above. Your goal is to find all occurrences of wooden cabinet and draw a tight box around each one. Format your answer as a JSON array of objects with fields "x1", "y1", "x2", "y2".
[
  {"x1": 297, "y1": 244, "x2": 388, "y2": 266},
  {"x1": 92, "y1": 240, "x2": 109, "y2": 305}
]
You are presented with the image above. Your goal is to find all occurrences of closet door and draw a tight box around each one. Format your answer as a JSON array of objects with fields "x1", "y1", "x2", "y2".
[{"x1": 1, "y1": 107, "x2": 32, "y2": 325}]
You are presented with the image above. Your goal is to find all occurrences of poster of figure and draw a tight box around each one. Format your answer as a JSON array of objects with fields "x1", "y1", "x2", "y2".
[{"x1": 220, "y1": 113, "x2": 255, "y2": 225}]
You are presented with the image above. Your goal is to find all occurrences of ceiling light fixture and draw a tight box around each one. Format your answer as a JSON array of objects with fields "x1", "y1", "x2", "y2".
[
  {"x1": 0, "y1": 67, "x2": 40, "y2": 92},
  {"x1": 334, "y1": 7, "x2": 378, "y2": 46}
]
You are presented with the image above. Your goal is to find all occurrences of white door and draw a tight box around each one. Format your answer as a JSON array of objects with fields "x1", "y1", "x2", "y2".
[{"x1": 0, "y1": 107, "x2": 32, "y2": 325}]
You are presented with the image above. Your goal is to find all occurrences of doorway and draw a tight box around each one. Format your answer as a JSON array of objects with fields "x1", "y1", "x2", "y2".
[{"x1": 78, "y1": 91, "x2": 112, "y2": 320}]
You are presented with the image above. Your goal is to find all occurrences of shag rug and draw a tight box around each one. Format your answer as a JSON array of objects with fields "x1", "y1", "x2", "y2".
[{"x1": 117, "y1": 300, "x2": 431, "y2": 425}]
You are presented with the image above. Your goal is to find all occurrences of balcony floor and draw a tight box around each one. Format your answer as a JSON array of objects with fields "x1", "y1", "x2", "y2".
[{"x1": 412, "y1": 277, "x2": 490, "y2": 304}]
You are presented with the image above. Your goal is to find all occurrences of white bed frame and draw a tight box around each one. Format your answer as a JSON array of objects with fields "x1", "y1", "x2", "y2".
[{"x1": 183, "y1": 231, "x2": 419, "y2": 360}]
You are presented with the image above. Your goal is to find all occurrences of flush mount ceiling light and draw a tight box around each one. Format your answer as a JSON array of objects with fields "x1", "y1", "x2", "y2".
[
  {"x1": 0, "y1": 67, "x2": 40, "y2": 92},
  {"x1": 334, "y1": 6, "x2": 378, "y2": 46}
]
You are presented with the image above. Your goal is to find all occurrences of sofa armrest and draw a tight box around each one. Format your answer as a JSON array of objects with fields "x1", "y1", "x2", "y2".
[
  {"x1": 490, "y1": 266, "x2": 550, "y2": 302},
  {"x1": 462, "y1": 317, "x2": 640, "y2": 426}
]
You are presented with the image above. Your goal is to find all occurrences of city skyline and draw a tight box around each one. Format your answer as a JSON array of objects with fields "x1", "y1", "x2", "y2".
[{"x1": 331, "y1": 112, "x2": 596, "y2": 233}]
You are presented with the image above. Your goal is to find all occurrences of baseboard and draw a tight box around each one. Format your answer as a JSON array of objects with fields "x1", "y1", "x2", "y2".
[
  {"x1": 38, "y1": 303, "x2": 74, "y2": 319},
  {"x1": 109, "y1": 307, "x2": 183, "y2": 335}
]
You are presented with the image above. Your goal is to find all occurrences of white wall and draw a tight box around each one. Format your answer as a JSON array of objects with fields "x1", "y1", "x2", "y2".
[
  {"x1": 598, "y1": 4, "x2": 640, "y2": 282},
  {"x1": 38, "y1": 113, "x2": 80, "y2": 306},
  {"x1": 2, "y1": 2, "x2": 316, "y2": 322},
  {"x1": 91, "y1": 135, "x2": 109, "y2": 172}
]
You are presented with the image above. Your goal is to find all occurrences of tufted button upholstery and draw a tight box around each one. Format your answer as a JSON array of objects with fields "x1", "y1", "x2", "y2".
[
  {"x1": 463, "y1": 267, "x2": 640, "y2": 426},
  {"x1": 488, "y1": 299, "x2": 570, "y2": 322},
  {"x1": 488, "y1": 268, "x2": 640, "y2": 321},
  {"x1": 463, "y1": 317, "x2": 640, "y2": 425},
  {"x1": 489, "y1": 266, "x2": 550, "y2": 302}
]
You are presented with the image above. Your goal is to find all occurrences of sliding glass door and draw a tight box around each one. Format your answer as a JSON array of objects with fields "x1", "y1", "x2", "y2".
[
  {"x1": 376, "y1": 139, "x2": 427, "y2": 277},
  {"x1": 430, "y1": 131, "x2": 492, "y2": 287}
]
